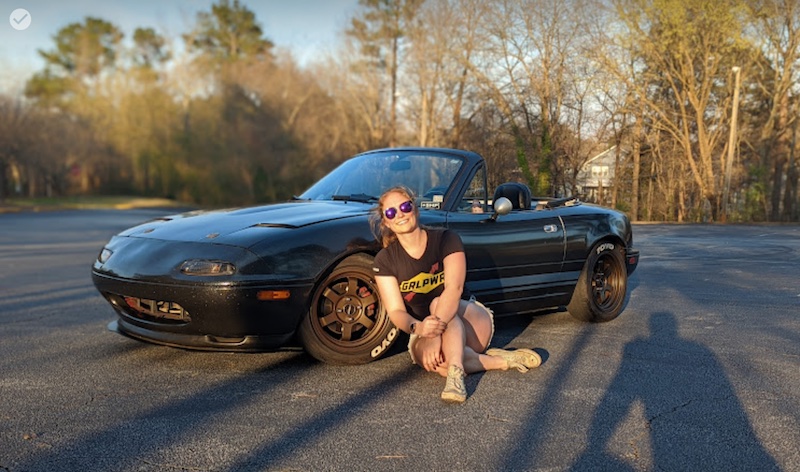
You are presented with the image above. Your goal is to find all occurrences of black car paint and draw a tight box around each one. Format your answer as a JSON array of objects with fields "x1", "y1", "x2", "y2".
[
  {"x1": 93, "y1": 202, "x2": 381, "y2": 350},
  {"x1": 92, "y1": 147, "x2": 639, "y2": 359}
]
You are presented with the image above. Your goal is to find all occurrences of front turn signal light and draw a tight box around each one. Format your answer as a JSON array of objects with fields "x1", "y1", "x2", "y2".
[
  {"x1": 179, "y1": 260, "x2": 236, "y2": 276},
  {"x1": 257, "y1": 290, "x2": 291, "y2": 301}
]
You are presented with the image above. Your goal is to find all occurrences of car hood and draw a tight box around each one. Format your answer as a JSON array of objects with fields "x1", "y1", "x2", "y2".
[{"x1": 117, "y1": 200, "x2": 372, "y2": 247}]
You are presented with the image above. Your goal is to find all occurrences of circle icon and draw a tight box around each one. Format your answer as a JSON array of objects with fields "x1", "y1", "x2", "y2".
[{"x1": 10, "y1": 8, "x2": 31, "y2": 31}]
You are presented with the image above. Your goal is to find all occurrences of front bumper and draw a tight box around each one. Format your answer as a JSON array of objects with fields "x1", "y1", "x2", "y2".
[
  {"x1": 93, "y1": 271, "x2": 314, "y2": 352},
  {"x1": 107, "y1": 319, "x2": 296, "y2": 351},
  {"x1": 626, "y1": 248, "x2": 640, "y2": 275}
]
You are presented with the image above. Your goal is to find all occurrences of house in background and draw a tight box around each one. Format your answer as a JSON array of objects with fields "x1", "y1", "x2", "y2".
[{"x1": 575, "y1": 145, "x2": 619, "y2": 205}]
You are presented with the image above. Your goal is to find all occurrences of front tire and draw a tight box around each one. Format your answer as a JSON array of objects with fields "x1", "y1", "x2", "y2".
[
  {"x1": 299, "y1": 254, "x2": 398, "y2": 364},
  {"x1": 567, "y1": 242, "x2": 628, "y2": 322}
]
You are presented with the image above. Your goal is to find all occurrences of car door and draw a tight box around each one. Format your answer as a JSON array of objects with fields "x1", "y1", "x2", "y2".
[
  {"x1": 446, "y1": 210, "x2": 566, "y2": 314},
  {"x1": 443, "y1": 167, "x2": 568, "y2": 315}
]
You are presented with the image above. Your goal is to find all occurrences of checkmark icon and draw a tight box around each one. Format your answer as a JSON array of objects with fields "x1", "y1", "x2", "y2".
[{"x1": 10, "y1": 8, "x2": 32, "y2": 31}]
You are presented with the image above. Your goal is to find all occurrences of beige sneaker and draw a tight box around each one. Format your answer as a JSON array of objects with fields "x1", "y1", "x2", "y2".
[
  {"x1": 486, "y1": 348, "x2": 542, "y2": 373},
  {"x1": 441, "y1": 364, "x2": 467, "y2": 403}
]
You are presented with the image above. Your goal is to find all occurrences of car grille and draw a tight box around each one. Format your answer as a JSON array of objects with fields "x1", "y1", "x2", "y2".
[{"x1": 106, "y1": 293, "x2": 191, "y2": 324}]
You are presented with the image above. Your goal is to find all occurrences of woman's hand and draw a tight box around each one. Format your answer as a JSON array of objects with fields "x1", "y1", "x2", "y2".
[
  {"x1": 420, "y1": 336, "x2": 443, "y2": 372},
  {"x1": 417, "y1": 315, "x2": 446, "y2": 338}
]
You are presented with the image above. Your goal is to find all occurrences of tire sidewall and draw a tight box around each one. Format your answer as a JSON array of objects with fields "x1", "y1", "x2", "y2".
[
  {"x1": 299, "y1": 254, "x2": 398, "y2": 364},
  {"x1": 568, "y1": 242, "x2": 627, "y2": 323}
]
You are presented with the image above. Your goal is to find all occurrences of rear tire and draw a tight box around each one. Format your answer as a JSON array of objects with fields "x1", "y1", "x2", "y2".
[
  {"x1": 299, "y1": 254, "x2": 398, "y2": 364},
  {"x1": 567, "y1": 242, "x2": 627, "y2": 322}
]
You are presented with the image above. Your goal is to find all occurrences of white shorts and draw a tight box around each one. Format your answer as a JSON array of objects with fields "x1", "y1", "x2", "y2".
[{"x1": 408, "y1": 297, "x2": 495, "y2": 365}]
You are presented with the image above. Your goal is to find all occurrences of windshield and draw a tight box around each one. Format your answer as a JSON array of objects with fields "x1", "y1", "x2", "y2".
[{"x1": 299, "y1": 150, "x2": 465, "y2": 208}]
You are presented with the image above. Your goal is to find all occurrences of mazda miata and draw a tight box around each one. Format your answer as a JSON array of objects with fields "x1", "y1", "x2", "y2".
[{"x1": 92, "y1": 147, "x2": 639, "y2": 364}]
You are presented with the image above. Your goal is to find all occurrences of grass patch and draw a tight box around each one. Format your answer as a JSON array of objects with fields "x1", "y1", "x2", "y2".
[{"x1": 0, "y1": 196, "x2": 187, "y2": 211}]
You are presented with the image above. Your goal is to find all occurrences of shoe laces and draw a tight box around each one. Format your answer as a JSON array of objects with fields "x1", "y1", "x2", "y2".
[{"x1": 445, "y1": 365, "x2": 466, "y2": 392}]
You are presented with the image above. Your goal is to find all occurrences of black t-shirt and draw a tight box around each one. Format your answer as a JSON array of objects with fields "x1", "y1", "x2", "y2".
[{"x1": 372, "y1": 229, "x2": 468, "y2": 320}]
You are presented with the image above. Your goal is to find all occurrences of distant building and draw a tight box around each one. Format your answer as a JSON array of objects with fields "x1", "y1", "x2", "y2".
[{"x1": 576, "y1": 145, "x2": 619, "y2": 205}]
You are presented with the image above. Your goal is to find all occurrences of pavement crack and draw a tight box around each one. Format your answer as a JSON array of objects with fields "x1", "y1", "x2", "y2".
[
  {"x1": 647, "y1": 395, "x2": 736, "y2": 426},
  {"x1": 648, "y1": 399, "x2": 695, "y2": 424}
]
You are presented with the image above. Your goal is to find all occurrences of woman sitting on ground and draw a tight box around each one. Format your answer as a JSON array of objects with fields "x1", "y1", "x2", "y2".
[{"x1": 370, "y1": 185, "x2": 541, "y2": 403}]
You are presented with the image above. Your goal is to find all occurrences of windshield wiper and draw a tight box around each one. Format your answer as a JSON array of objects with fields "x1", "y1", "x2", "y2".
[{"x1": 332, "y1": 193, "x2": 378, "y2": 203}]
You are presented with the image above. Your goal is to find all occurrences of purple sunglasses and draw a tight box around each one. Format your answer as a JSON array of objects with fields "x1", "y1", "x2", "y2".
[{"x1": 384, "y1": 200, "x2": 414, "y2": 219}]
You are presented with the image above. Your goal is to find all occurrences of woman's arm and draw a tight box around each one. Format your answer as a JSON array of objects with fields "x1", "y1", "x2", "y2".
[
  {"x1": 375, "y1": 275, "x2": 445, "y2": 337},
  {"x1": 374, "y1": 275, "x2": 413, "y2": 331},
  {"x1": 431, "y1": 251, "x2": 466, "y2": 324}
]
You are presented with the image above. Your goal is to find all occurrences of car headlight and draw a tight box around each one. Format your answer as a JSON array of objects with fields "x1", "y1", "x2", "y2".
[
  {"x1": 98, "y1": 248, "x2": 113, "y2": 263},
  {"x1": 179, "y1": 260, "x2": 236, "y2": 276}
]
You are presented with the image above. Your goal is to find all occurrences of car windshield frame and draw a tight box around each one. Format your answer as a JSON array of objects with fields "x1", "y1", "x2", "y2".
[{"x1": 298, "y1": 149, "x2": 469, "y2": 211}]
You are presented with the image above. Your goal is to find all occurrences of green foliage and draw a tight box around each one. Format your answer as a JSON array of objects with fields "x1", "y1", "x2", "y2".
[
  {"x1": 185, "y1": 0, "x2": 273, "y2": 62},
  {"x1": 740, "y1": 165, "x2": 769, "y2": 222},
  {"x1": 347, "y1": 0, "x2": 423, "y2": 57},
  {"x1": 512, "y1": 129, "x2": 535, "y2": 190},
  {"x1": 132, "y1": 28, "x2": 171, "y2": 69},
  {"x1": 25, "y1": 17, "x2": 123, "y2": 108},
  {"x1": 614, "y1": 199, "x2": 631, "y2": 213},
  {"x1": 536, "y1": 125, "x2": 553, "y2": 196},
  {"x1": 37, "y1": 17, "x2": 123, "y2": 77},
  {"x1": 23, "y1": 70, "x2": 72, "y2": 105}
]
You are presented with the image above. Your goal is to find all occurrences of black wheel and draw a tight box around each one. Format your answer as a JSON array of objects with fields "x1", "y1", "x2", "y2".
[
  {"x1": 298, "y1": 254, "x2": 398, "y2": 364},
  {"x1": 567, "y1": 242, "x2": 628, "y2": 322}
]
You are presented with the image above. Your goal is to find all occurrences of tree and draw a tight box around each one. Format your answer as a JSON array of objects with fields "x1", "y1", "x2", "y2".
[
  {"x1": 609, "y1": 0, "x2": 751, "y2": 220},
  {"x1": 745, "y1": 0, "x2": 800, "y2": 221},
  {"x1": 20, "y1": 17, "x2": 125, "y2": 195},
  {"x1": 0, "y1": 97, "x2": 22, "y2": 200},
  {"x1": 25, "y1": 17, "x2": 123, "y2": 105},
  {"x1": 176, "y1": 0, "x2": 285, "y2": 204},
  {"x1": 184, "y1": 0, "x2": 273, "y2": 63},
  {"x1": 132, "y1": 27, "x2": 171, "y2": 70},
  {"x1": 402, "y1": 0, "x2": 482, "y2": 148},
  {"x1": 465, "y1": 0, "x2": 596, "y2": 196},
  {"x1": 37, "y1": 17, "x2": 123, "y2": 78},
  {"x1": 347, "y1": 0, "x2": 423, "y2": 146}
]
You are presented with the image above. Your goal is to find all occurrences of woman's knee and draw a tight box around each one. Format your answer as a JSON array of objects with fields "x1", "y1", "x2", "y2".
[
  {"x1": 462, "y1": 301, "x2": 494, "y2": 350},
  {"x1": 442, "y1": 313, "x2": 465, "y2": 338}
]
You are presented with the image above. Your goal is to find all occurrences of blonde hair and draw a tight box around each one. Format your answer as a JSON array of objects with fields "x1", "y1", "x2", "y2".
[{"x1": 370, "y1": 185, "x2": 419, "y2": 248}]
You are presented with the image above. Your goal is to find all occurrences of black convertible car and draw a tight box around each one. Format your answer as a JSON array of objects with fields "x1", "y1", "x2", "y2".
[{"x1": 92, "y1": 147, "x2": 639, "y2": 364}]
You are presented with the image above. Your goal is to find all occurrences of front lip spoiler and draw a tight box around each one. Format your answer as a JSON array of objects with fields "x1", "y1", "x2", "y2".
[{"x1": 107, "y1": 319, "x2": 298, "y2": 352}]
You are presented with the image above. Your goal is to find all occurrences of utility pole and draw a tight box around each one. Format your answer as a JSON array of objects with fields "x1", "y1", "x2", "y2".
[{"x1": 722, "y1": 66, "x2": 741, "y2": 222}]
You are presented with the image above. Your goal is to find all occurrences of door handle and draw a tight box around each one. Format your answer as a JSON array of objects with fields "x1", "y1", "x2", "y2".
[{"x1": 544, "y1": 224, "x2": 558, "y2": 233}]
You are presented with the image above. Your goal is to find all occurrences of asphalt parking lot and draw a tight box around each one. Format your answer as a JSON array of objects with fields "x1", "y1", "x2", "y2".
[{"x1": 1, "y1": 210, "x2": 798, "y2": 471}]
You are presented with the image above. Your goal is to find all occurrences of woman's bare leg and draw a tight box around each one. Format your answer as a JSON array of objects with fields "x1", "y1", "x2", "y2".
[
  {"x1": 460, "y1": 300, "x2": 494, "y2": 353},
  {"x1": 420, "y1": 298, "x2": 508, "y2": 376},
  {"x1": 427, "y1": 346, "x2": 508, "y2": 376},
  {"x1": 439, "y1": 311, "x2": 465, "y2": 370}
]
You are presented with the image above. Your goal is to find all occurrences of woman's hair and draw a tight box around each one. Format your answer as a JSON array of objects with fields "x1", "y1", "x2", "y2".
[{"x1": 370, "y1": 185, "x2": 419, "y2": 248}]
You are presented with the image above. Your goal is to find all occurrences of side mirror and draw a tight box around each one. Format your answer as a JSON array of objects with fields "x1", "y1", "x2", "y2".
[{"x1": 491, "y1": 197, "x2": 513, "y2": 221}]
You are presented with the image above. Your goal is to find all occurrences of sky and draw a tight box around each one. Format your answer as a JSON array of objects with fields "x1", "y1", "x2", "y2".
[{"x1": 0, "y1": 0, "x2": 359, "y2": 93}]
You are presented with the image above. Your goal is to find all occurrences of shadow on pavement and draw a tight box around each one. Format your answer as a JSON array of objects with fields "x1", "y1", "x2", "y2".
[{"x1": 569, "y1": 312, "x2": 779, "y2": 471}]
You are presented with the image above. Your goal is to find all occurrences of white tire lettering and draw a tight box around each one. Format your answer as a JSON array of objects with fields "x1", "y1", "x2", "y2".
[
  {"x1": 370, "y1": 327, "x2": 398, "y2": 358},
  {"x1": 596, "y1": 243, "x2": 615, "y2": 254}
]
